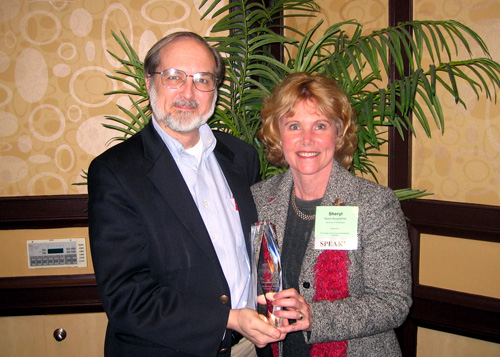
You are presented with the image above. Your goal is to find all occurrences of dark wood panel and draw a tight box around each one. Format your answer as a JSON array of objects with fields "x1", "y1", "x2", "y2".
[
  {"x1": 410, "y1": 291, "x2": 500, "y2": 343},
  {"x1": 0, "y1": 195, "x2": 88, "y2": 230},
  {"x1": 403, "y1": 199, "x2": 500, "y2": 355},
  {"x1": 402, "y1": 199, "x2": 500, "y2": 242},
  {"x1": 0, "y1": 195, "x2": 96, "y2": 316},
  {"x1": 0, "y1": 274, "x2": 103, "y2": 316},
  {"x1": 388, "y1": 0, "x2": 413, "y2": 190}
]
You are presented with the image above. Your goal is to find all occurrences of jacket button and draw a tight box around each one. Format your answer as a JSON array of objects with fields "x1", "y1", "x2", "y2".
[
  {"x1": 219, "y1": 347, "x2": 229, "y2": 354},
  {"x1": 219, "y1": 295, "x2": 229, "y2": 303},
  {"x1": 302, "y1": 281, "x2": 310, "y2": 289}
]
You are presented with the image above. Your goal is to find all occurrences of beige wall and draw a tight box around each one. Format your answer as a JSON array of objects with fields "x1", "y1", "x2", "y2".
[
  {"x1": 417, "y1": 328, "x2": 500, "y2": 357},
  {"x1": 413, "y1": 0, "x2": 500, "y2": 206},
  {"x1": 0, "y1": 313, "x2": 108, "y2": 356},
  {"x1": 0, "y1": 0, "x2": 223, "y2": 196},
  {"x1": 411, "y1": 1, "x2": 500, "y2": 352},
  {"x1": 420, "y1": 234, "x2": 500, "y2": 298}
]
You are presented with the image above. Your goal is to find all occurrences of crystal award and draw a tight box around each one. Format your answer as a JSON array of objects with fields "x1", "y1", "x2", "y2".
[{"x1": 252, "y1": 221, "x2": 283, "y2": 327}]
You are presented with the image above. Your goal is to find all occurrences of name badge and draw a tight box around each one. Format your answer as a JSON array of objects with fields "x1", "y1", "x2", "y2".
[{"x1": 314, "y1": 206, "x2": 359, "y2": 250}]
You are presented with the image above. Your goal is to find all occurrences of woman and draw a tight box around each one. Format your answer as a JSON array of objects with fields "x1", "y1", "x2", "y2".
[{"x1": 252, "y1": 72, "x2": 412, "y2": 356}]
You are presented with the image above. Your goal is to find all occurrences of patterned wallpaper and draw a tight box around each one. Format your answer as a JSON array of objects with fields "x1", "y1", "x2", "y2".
[
  {"x1": 1, "y1": 0, "x2": 499, "y2": 206},
  {"x1": 413, "y1": 0, "x2": 500, "y2": 206},
  {"x1": 0, "y1": 0, "x2": 221, "y2": 196}
]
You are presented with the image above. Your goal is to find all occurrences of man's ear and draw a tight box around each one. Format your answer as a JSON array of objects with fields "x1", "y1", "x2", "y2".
[{"x1": 145, "y1": 75, "x2": 151, "y2": 91}]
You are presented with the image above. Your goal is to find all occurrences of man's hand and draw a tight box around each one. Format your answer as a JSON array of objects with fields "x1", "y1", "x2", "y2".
[{"x1": 227, "y1": 308, "x2": 285, "y2": 348}]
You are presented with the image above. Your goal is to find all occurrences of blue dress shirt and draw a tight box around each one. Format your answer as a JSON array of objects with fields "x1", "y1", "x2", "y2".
[{"x1": 152, "y1": 118, "x2": 253, "y2": 310}]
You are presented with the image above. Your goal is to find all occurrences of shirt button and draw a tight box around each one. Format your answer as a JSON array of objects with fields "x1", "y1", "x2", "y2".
[
  {"x1": 203, "y1": 201, "x2": 208, "y2": 207},
  {"x1": 197, "y1": 169, "x2": 201, "y2": 174},
  {"x1": 211, "y1": 234, "x2": 216, "y2": 241},
  {"x1": 302, "y1": 281, "x2": 311, "y2": 289}
]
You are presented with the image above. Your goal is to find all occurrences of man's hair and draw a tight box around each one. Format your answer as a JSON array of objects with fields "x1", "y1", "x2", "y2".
[
  {"x1": 143, "y1": 32, "x2": 225, "y2": 86},
  {"x1": 259, "y1": 72, "x2": 358, "y2": 170}
]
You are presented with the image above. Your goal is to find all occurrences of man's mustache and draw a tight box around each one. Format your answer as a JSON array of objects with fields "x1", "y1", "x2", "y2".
[{"x1": 173, "y1": 99, "x2": 199, "y2": 108}]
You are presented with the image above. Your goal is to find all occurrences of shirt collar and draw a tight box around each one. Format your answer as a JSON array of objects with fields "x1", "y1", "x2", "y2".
[{"x1": 151, "y1": 117, "x2": 216, "y2": 162}]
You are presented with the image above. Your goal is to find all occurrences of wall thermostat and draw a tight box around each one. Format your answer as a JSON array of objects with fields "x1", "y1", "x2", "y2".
[{"x1": 27, "y1": 238, "x2": 87, "y2": 268}]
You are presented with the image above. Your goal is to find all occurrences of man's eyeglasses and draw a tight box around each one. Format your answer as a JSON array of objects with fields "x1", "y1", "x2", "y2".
[{"x1": 151, "y1": 68, "x2": 217, "y2": 92}]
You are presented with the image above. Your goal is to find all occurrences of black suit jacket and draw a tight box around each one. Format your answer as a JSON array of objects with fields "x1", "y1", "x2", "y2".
[{"x1": 88, "y1": 121, "x2": 260, "y2": 356}]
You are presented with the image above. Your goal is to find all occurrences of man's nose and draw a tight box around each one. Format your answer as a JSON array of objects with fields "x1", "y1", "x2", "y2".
[{"x1": 178, "y1": 77, "x2": 196, "y2": 99}]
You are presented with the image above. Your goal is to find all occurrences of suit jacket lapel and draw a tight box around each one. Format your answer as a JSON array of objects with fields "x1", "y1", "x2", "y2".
[
  {"x1": 214, "y1": 139, "x2": 257, "y2": 257},
  {"x1": 141, "y1": 122, "x2": 221, "y2": 265}
]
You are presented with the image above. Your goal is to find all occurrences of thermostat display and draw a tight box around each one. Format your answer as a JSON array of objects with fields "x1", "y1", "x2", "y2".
[{"x1": 27, "y1": 238, "x2": 87, "y2": 268}]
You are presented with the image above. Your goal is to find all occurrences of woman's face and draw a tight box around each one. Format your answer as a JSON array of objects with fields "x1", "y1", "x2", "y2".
[{"x1": 280, "y1": 99, "x2": 337, "y2": 183}]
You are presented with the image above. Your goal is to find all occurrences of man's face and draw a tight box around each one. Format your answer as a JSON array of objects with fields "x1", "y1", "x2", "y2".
[{"x1": 146, "y1": 38, "x2": 217, "y2": 133}]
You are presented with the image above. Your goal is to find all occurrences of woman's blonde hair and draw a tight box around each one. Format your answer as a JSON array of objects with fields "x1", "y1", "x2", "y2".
[{"x1": 259, "y1": 72, "x2": 358, "y2": 169}]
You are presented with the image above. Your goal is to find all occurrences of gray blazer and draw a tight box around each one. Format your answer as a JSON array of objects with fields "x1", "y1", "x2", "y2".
[{"x1": 251, "y1": 161, "x2": 412, "y2": 356}]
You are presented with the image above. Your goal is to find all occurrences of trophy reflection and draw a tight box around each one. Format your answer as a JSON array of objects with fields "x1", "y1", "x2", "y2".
[{"x1": 252, "y1": 221, "x2": 283, "y2": 327}]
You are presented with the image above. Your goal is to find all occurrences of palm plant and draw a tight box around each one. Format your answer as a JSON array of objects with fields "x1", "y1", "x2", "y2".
[
  {"x1": 200, "y1": 0, "x2": 500, "y2": 179},
  {"x1": 100, "y1": 0, "x2": 500, "y2": 200},
  {"x1": 103, "y1": 31, "x2": 151, "y2": 142}
]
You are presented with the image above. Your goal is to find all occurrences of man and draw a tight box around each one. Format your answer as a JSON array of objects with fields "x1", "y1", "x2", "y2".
[{"x1": 88, "y1": 32, "x2": 283, "y2": 356}]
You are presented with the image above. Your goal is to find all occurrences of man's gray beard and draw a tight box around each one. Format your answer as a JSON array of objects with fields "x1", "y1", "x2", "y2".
[{"x1": 149, "y1": 85, "x2": 217, "y2": 133}]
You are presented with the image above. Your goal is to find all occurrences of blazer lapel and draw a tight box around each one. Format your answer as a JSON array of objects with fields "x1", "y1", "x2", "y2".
[
  {"x1": 255, "y1": 163, "x2": 352, "y2": 287},
  {"x1": 300, "y1": 161, "x2": 354, "y2": 281},
  {"x1": 256, "y1": 171, "x2": 293, "y2": 253},
  {"x1": 214, "y1": 140, "x2": 257, "y2": 257},
  {"x1": 142, "y1": 122, "x2": 221, "y2": 265}
]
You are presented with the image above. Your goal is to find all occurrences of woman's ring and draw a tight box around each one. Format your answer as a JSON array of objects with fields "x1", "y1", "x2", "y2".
[{"x1": 298, "y1": 311, "x2": 304, "y2": 320}]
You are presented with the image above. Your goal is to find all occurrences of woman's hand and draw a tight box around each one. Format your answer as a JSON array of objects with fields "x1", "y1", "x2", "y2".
[{"x1": 259, "y1": 289, "x2": 312, "y2": 333}]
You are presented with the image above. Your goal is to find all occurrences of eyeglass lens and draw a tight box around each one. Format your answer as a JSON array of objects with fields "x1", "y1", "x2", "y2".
[{"x1": 161, "y1": 69, "x2": 216, "y2": 92}]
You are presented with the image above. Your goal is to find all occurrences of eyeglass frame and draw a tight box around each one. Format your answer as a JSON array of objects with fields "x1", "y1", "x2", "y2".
[{"x1": 150, "y1": 68, "x2": 218, "y2": 92}]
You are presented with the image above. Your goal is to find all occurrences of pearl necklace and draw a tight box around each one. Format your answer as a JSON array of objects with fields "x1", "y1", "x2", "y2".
[{"x1": 291, "y1": 186, "x2": 315, "y2": 221}]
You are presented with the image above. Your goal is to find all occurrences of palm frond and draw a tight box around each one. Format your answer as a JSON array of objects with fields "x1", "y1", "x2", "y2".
[
  {"x1": 99, "y1": 1, "x2": 500, "y2": 199},
  {"x1": 394, "y1": 188, "x2": 433, "y2": 201},
  {"x1": 318, "y1": 19, "x2": 500, "y2": 168}
]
